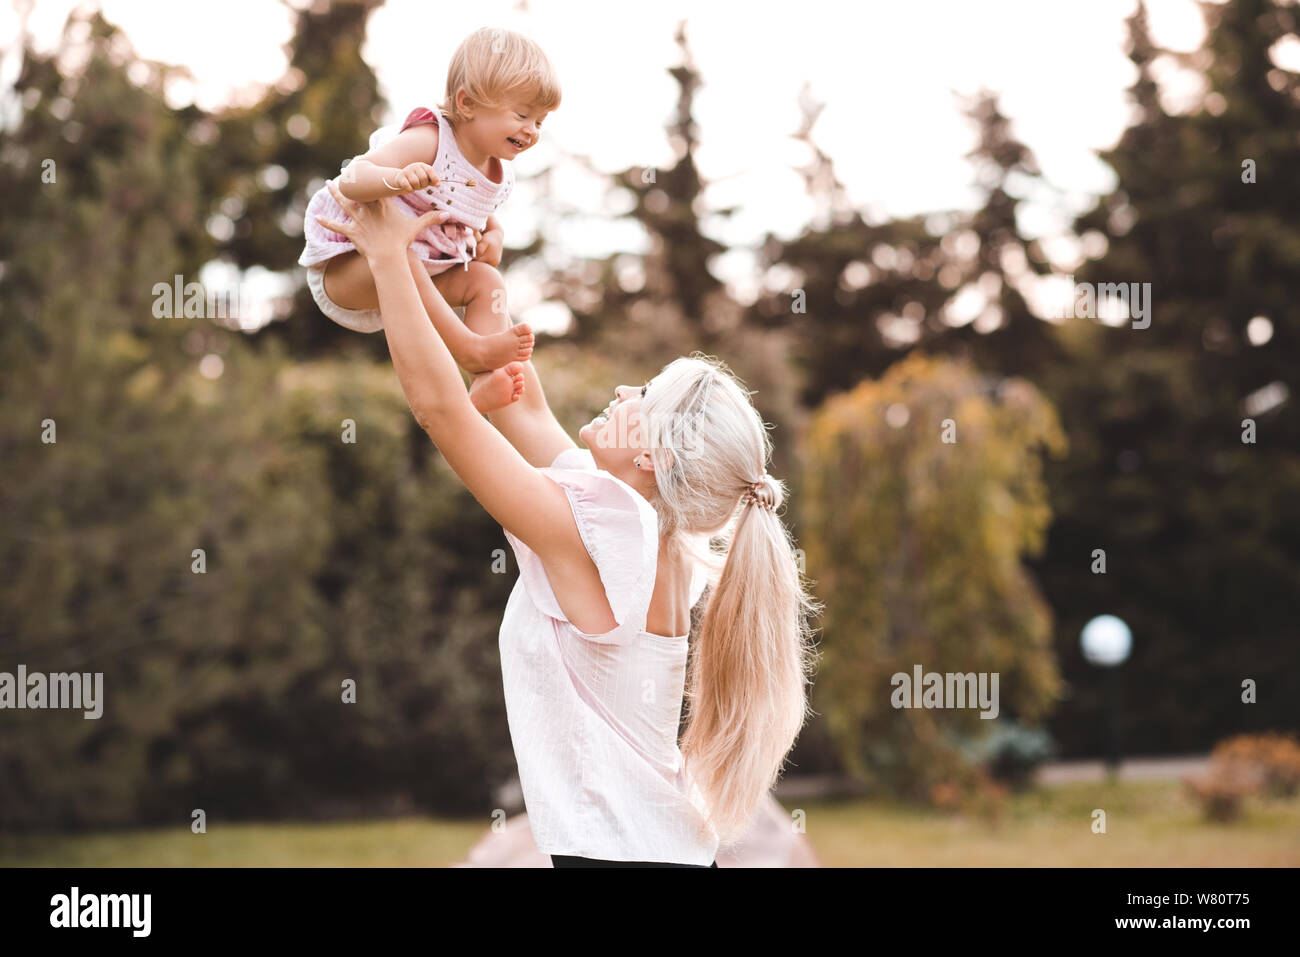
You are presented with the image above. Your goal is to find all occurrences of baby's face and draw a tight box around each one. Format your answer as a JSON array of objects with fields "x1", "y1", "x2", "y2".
[{"x1": 466, "y1": 97, "x2": 549, "y2": 160}]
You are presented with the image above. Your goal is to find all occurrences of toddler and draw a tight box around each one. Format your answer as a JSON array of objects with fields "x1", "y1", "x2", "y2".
[{"x1": 299, "y1": 27, "x2": 559, "y2": 413}]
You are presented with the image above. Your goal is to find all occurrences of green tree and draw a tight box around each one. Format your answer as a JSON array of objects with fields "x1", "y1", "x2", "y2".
[
  {"x1": 1038, "y1": 0, "x2": 1300, "y2": 756},
  {"x1": 753, "y1": 0, "x2": 1300, "y2": 761},
  {"x1": 0, "y1": 9, "x2": 516, "y2": 829},
  {"x1": 801, "y1": 354, "x2": 1066, "y2": 799},
  {"x1": 217, "y1": 0, "x2": 389, "y2": 357}
]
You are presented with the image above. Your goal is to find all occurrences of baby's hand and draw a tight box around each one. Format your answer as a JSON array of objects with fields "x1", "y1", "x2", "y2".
[
  {"x1": 472, "y1": 228, "x2": 504, "y2": 268},
  {"x1": 383, "y1": 162, "x2": 440, "y2": 195}
]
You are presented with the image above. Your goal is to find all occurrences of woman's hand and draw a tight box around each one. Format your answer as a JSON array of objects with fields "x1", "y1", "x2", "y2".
[{"x1": 315, "y1": 181, "x2": 446, "y2": 264}]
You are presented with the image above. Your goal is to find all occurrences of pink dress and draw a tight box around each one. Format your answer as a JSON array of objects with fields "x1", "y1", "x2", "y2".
[
  {"x1": 499, "y1": 446, "x2": 719, "y2": 864},
  {"x1": 299, "y1": 107, "x2": 515, "y2": 275}
]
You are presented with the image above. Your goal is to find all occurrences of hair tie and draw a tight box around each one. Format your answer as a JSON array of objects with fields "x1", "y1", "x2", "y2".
[{"x1": 741, "y1": 472, "x2": 775, "y2": 511}]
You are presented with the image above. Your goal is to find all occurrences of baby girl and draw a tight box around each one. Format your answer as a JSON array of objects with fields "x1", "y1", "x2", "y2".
[{"x1": 299, "y1": 27, "x2": 559, "y2": 413}]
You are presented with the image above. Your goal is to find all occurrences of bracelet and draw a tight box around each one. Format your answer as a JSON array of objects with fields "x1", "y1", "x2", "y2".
[{"x1": 382, "y1": 177, "x2": 401, "y2": 191}]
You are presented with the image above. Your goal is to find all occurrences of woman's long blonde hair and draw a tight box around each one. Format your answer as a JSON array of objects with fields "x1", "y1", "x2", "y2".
[{"x1": 639, "y1": 353, "x2": 822, "y2": 846}]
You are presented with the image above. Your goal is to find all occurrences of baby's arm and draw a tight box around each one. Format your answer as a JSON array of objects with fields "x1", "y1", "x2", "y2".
[{"x1": 338, "y1": 124, "x2": 440, "y2": 203}]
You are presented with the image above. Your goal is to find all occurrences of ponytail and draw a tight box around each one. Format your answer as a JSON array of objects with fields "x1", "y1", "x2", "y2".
[{"x1": 678, "y1": 475, "x2": 822, "y2": 845}]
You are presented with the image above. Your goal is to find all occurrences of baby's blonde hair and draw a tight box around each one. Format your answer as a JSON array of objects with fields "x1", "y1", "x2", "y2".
[{"x1": 439, "y1": 27, "x2": 561, "y2": 122}]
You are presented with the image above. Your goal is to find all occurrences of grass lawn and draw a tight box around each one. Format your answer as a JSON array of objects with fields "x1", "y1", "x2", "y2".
[
  {"x1": 3, "y1": 779, "x2": 1297, "y2": 867},
  {"x1": 0, "y1": 817, "x2": 487, "y2": 868},
  {"x1": 800, "y1": 778, "x2": 1300, "y2": 866}
]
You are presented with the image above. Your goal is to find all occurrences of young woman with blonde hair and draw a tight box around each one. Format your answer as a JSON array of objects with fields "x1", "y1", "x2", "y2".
[{"x1": 313, "y1": 183, "x2": 821, "y2": 867}]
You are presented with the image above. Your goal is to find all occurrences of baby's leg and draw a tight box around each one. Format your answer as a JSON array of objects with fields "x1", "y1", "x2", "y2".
[
  {"x1": 467, "y1": 360, "x2": 526, "y2": 414},
  {"x1": 430, "y1": 262, "x2": 534, "y2": 374},
  {"x1": 322, "y1": 251, "x2": 489, "y2": 368},
  {"x1": 402, "y1": 258, "x2": 530, "y2": 413}
]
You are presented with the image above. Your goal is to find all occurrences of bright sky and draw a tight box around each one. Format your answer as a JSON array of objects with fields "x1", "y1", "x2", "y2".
[{"x1": 4, "y1": 0, "x2": 1245, "y2": 331}]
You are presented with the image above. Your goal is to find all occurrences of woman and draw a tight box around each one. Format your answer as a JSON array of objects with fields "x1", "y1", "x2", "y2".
[{"x1": 315, "y1": 183, "x2": 821, "y2": 868}]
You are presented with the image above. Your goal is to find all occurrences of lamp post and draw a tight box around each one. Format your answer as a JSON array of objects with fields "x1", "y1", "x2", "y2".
[{"x1": 1081, "y1": 615, "x2": 1132, "y2": 780}]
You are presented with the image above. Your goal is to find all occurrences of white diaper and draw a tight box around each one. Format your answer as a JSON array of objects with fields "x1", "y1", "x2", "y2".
[{"x1": 305, "y1": 262, "x2": 384, "y2": 333}]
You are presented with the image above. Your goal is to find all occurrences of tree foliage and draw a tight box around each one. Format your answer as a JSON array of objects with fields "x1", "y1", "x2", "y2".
[{"x1": 801, "y1": 353, "x2": 1066, "y2": 798}]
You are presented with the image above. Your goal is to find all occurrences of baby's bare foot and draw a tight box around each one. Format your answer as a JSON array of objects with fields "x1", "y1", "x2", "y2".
[
  {"x1": 465, "y1": 323, "x2": 535, "y2": 373},
  {"x1": 469, "y1": 362, "x2": 526, "y2": 414}
]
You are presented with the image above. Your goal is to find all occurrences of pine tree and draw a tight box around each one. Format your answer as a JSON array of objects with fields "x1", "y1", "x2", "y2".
[
  {"x1": 1040, "y1": 0, "x2": 1300, "y2": 755},
  {"x1": 220, "y1": 0, "x2": 389, "y2": 356}
]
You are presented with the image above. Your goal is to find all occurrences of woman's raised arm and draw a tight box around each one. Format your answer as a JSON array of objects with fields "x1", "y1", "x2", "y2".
[{"x1": 313, "y1": 183, "x2": 586, "y2": 563}]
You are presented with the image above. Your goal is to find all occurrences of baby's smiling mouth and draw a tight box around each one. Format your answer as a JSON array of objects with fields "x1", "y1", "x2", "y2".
[{"x1": 507, "y1": 136, "x2": 527, "y2": 149}]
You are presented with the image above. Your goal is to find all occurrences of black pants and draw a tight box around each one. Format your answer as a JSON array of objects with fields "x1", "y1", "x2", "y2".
[{"x1": 551, "y1": 854, "x2": 717, "y2": 868}]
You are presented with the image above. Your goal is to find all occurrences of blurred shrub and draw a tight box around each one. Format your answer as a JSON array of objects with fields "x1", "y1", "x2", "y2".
[
  {"x1": 1182, "y1": 731, "x2": 1300, "y2": 822},
  {"x1": 929, "y1": 765, "x2": 1008, "y2": 828},
  {"x1": 1183, "y1": 762, "x2": 1260, "y2": 823},
  {"x1": 967, "y1": 720, "x2": 1058, "y2": 792},
  {"x1": 1210, "y1": 732, "x2": 1300, "y2": 799},
  {"x1": 802, "y1": 353, "x2": 1066, "y2": 804}
]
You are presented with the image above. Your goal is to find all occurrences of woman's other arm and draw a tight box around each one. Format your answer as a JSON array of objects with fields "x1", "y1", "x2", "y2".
[
  {"x1": 486, "y1": 360, "x2": 577, "y2": 469},
  {"x1": 468, "y1": 213, "x2": 574, "y2": 466}
]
